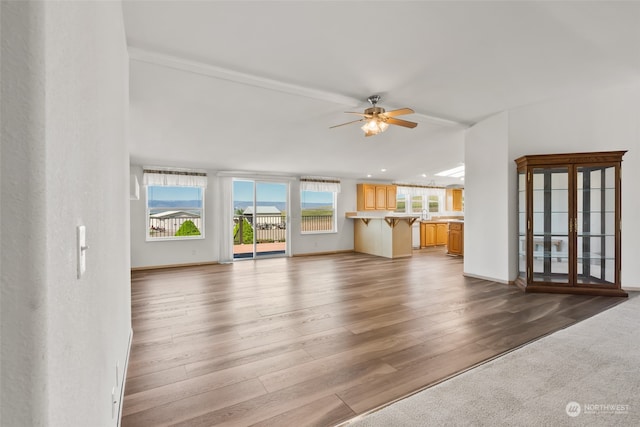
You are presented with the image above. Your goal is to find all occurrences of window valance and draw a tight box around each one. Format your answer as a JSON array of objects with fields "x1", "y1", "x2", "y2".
[
  {"x1": 396, "y1": 184, "x2": 445, "y2": 198},
  {"x1": 300, "y1": 176, "x2": 341, "y2": 193},
  {"x1": 143, "y1": 168, "x2": 208, "y2": 188}
]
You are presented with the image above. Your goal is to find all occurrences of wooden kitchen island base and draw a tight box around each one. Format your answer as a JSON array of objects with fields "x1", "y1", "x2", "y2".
[{"x1": 352, "y1": 216, "x2": 416, "y2": 258}]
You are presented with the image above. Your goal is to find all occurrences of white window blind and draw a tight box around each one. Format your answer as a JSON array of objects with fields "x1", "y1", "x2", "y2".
[
  {"x1": 143, "y1": 168, "x2": 208, "y2": 188},
  {"x1": 300, "y1": 176, "x2": 341, "y2": 193}
]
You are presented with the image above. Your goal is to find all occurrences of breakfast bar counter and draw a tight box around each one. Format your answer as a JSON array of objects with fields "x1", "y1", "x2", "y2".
[{"x1": 346, "y1": 213, "x2": 419, "y2": 258}]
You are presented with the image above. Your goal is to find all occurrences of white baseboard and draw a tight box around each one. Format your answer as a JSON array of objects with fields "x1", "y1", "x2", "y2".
[
  {"x1": 131, "y1": 261, "x2": 218, "y2": 271},
  {"x1": 117, "y1": 328, "x2": 133, "y2": 427},
  {"x1": 463, "y1": 271, "x2": 511, "y2": 285}
]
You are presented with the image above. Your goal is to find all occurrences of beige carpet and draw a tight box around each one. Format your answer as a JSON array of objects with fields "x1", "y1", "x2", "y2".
[{"x1": 349, "y1": 293, "x2": 639, "y2": 427}]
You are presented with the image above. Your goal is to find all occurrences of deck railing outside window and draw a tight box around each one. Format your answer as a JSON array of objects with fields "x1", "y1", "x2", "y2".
[
  {"x1": 234, "y1": 214, "x2": 287, "y2": 244},
  {"x1": 232, "y1": 213, "x2": 335, "y2": 243},
  {"x1": 149, "y1": 216, "x2": 203, "y2": 238},
  {"x1": 301, "y1": 214, "x2": 334, "y2": 232}
]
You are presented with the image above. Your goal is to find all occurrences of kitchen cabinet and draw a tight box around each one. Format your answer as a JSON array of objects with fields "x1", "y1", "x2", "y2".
[
  {"x1": 420, "y1": 221, "x2": 449, "y2": 247},
  {"x1": 515, "y1": 151, "x2": 627, "y2": 297},
  {"x1": 436, "y1": 223, "x2": 448, "y2": 245},
  {"x1": 385, "y1": 185, "x2": 397, "y2": 210},
  {"x1": 420, "y1": 223, "x2": 436, "y2": 246},
  {"x1": 375, "y1": 186, "x2": 387, "y2": 209},
  {"x1": 360, "y1": 184, "x2": 376, "y2": 210},
  {"x1": 447, "y1": 222, "x2": 463, "y2": 256},
  {"x1": 446, "y1": 188, "x2": 463, "y2": 212},
  {"x1": 357, "y1": 184, "x2": 397, "y2": 211}
]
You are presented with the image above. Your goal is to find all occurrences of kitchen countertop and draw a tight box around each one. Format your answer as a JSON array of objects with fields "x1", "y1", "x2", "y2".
[
  {"x1": 345, "y1": 213, "x2": 462, "y2": 223},
  {"x1": 345, "y1": 212, "x2": 419, "y2": 219}
]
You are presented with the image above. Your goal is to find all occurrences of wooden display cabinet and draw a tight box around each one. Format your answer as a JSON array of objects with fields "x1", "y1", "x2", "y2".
[{"x1": 515, "y1": 151, "x2": 627, "y2": 297}]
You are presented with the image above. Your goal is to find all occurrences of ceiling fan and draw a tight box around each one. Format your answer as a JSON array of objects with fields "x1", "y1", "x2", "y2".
[{"x1": 330, "y1": 95, "x2": 418, "y2": 137}]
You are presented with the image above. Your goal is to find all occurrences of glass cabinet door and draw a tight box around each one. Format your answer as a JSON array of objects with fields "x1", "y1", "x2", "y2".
[
  {"x1": 576, "y1": 165, "x2": 617, "y2": 286},
  {"x1": 531, "y1": 167, "x2": 569, "y2": 284},
  {"x1": 518, "y1": 171, "x2": 527, "y2": 280}
]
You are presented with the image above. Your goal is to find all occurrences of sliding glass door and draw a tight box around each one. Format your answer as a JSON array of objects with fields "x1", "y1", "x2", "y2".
[{"x1": 233, "y1": 179, "x2": 289, "y2": 259}]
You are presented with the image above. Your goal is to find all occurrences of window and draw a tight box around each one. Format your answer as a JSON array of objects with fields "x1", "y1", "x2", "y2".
[
  {"x1": 411, "y1": 195, "x2": 423, "y2": 213},
  {"x1": 428, "y1": 195, "x2": 440, "y2": 212},
  {"x1": 395, "y1": 194, "x2": 406, "y2": 213},
  {"x1": 143, "y1": 169, "x2": 207, "y2": 241},
  {"x1": 396, "y1": 186, "x2": 445, "y2": 215},
  {"x1": 301, "y1": 190, "x2": 337, "y2": 233},
  {"x1": 147, "y1": 186, "x2": 204, "y2": 240}
]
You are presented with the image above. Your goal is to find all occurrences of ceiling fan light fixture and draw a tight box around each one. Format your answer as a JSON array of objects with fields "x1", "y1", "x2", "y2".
[
  {"x1": 331, "y1": 95, "x2": 417, "y2": 135},
  {"x1": 361, "y1": 118, "x2": 388, "y2": 136}
]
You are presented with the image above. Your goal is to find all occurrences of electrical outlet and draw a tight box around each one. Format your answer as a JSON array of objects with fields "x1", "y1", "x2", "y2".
[{"x1": 111, "y1": 387, "x2": 117, "y2": 419}]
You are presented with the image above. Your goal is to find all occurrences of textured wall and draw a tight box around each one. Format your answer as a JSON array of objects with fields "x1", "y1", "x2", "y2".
[
  {"x1": 129, "y1": 164, "x2": 218, "y2": 268},
  {"x1": 1, "y1": 1, "x2": 131, "y2": 426},
  {"x1": 465, "y1": 83, "x2": 640, "y2": 287},
  {"x1": 1, "y1": 2, "x2": 49, "y2": 425},
  {"x1": 129, "y1": 165, "x2": 357, "y2": 268},
  {"x1": 508, "y1": 83, "x2": 640, "y2": 288},
  {"x1": 464, "y1": 112, "x2": 512, "y2": 283}
]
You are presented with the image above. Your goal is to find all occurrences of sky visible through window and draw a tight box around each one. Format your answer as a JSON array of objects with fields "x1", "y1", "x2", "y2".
[
  {"x1": 302, "y1": 191, "x2": 333, "y2": 206},
  {"x1": 148, "y1": 186, "x2": 202, "y2": 207},
  {"x1": 301, "y1": 191, "x2": 333, "y2": 204},
  {"x1": 232, "y1": 180, "x2": 333, "y2": 212},
  {"x1": 234, "y1": 181, "x2": 288, "y2": 203}
]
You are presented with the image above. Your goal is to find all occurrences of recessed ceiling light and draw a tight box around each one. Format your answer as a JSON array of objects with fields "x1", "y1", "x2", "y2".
[
  {"x1": 381, "y1": 168, "x2": 387, "y2": 172},
  {"x1": 421, "y1": 173, "x2": 427, "y2": 178},
  {"x1": 367, "y1": 174, "x2": 372, "y2": 178}
]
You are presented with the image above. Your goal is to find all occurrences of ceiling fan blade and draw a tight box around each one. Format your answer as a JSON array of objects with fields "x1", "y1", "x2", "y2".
[
  {"x1": 386, "y1": 117, "x2": 418, "y2": 128},
  {"x1": 329, "y1": 118, "x2": 364, "y2": 129},
  {"x1": 383, "y1": 108, "x2": 415, "y2": 117},
  {"x1": 345, "y1": 111, "x2": 373, "y2": 118}
]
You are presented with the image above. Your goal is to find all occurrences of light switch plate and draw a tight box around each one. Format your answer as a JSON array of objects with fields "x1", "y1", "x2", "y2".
[{"x1": 77, "y1": 225, "x2": 86, "y2": 278}]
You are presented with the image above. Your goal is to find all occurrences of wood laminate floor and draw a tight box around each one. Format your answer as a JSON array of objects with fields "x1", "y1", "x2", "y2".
[{"x1": 122, "y1": 249, "x2": 625, "y2": 427}]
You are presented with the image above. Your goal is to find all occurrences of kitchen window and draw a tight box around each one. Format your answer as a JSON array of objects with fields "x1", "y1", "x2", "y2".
[
  {"x1": 395, "y1": 194, "x2": 406, "y2": 213},
  {"x1": 396, "y1": 186, "x2": 445, "y2": 215},
  {"x1": 428, "y1": 195, "x2": 440, "y2": 212},
  {"x1": 411, "y1": 195, "x2": 423, "y2": 213}
]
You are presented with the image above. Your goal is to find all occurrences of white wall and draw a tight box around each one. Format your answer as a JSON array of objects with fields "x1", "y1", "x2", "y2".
[
  {"x1": 130, "y1": 167, "x2": 356, "y2": 267},
  {"x1": 130, "y1": 165, "x2": 219, "y2": 268},
  {"x1": 466, "y1": 83, "x2": 640, "y2": 288},
  {"x1": 1, "y1": 2, "x2": 131, "y2": 426},
  {"x1": 290, "y1": 178, "x2": 356, "y2": 255},
  {"x1": 508, "y1": 83, "x2": 640, "y2": 288},
  {"x1": 464, "y1": 112, "x2": 512, "y2": 283},
  {"x1": 1, "y1": 3, "x2": 47, "y2": 424}
]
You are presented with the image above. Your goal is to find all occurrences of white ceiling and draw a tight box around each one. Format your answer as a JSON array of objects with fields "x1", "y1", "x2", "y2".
[{"x1": 123, "y1": 1, "x2": 640, "y2": 185}]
